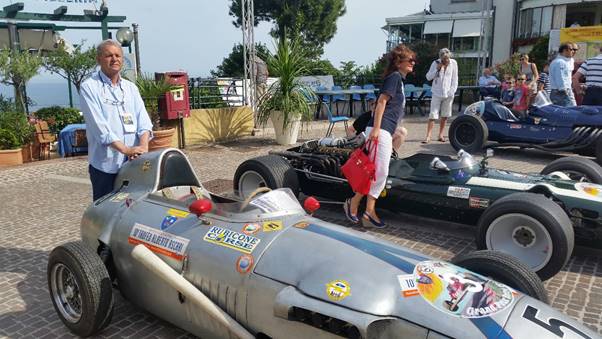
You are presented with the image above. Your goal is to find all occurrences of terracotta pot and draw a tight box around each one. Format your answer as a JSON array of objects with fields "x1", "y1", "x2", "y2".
[
  {"x1": 0, "y1": 148, "x2": 23, "y2": 166},
  {"x1": 21, "y1": 143, "x2": 33, "y2": 163},
  {"x1": 149, "y1": 128, "x2": 176, "y2": 151}
]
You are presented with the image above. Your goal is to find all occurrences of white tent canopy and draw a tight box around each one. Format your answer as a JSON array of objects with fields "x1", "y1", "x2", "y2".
[
  {"x1": 423, "y1": 20, "x2": 454, "y2": 34},
  {"x1": 453, "y1": 19, "x2": 483, "y2": 37}
]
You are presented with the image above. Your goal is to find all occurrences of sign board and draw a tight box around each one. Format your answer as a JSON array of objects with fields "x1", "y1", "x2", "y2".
[
  {"x1": 296, "y1": 75, "x2": 334, "y2": 90},
  {"x1": 560, "y1": 25, "x2": 602, "y2": 62},
  {"x1": 122, "y1": 52, "x2": 136, "y2": 81}
]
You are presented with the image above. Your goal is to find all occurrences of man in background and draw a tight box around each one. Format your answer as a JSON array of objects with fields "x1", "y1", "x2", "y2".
[
  {"x1": 424, "y1": 48, "x2": 458, "y2": 143},
  {"x1": 573, "y1": 46, "x2": 602, "y2": 105},
  {"x1": 549, "y1": 42, "x2": 578, "y2": 106},
  {"x1": 478, "y1": 68, "x2": 501, "y2": 98}
]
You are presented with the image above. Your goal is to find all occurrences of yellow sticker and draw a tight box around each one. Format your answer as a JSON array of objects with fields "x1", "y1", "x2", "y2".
[
  {"x1": 326, "y1": 280, "x2": 351, "y2": 301},
  {"x1": 142, "y1": 160, "x2": 151, "y2": 172},
  {"x1": 294, "y1": 221, "x2": 309, "y2": 229},
  {"x1": 263, "y1": 220, "x2": 283, "y2": 232},
  {"x1": 167, "y1": 208, "x2": 189, "y2": 218}
]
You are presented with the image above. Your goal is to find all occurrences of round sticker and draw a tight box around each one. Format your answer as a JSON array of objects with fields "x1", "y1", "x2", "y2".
[
  {"x1": 236, "y1": 254, "x2": 254, "y2": 274},
  {"x1": 414, "y1": 261, "x2": 514, "y2": 318},
  {"x1": 325, "y1": 280, "x2": 351, "y2": 302},
  {"x1": 242, "y1": 223, "x2": 260, "y2": 235}
]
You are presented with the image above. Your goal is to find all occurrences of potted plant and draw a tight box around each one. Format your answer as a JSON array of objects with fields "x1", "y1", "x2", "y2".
[
  {"x1": 256, "y1": 36, "x2": 315, "y2": 145},
  {"x1": 0, "y1": 111, "x2": 33, "y2": 166},
  {"x1": 134, "y1": 73, "x2": 178, "y2": 150}
]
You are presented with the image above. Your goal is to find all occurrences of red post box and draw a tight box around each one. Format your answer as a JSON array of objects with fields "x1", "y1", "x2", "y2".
[{"x1": 156, "y1": 71, "x2": 190, "y2": 120}]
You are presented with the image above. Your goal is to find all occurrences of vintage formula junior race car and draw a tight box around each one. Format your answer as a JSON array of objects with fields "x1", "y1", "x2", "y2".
[
  {"x1": 47, "y1": 149, "x2": 597, "y2": 339},
  {"x1": 448, "y1": 93, "x2": 602, "y2": 163},
  {"x1": 234, "y1": 138, "x2": 602, "y2": 281}
]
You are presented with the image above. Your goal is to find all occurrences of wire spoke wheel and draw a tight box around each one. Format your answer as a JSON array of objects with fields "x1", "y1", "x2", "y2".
[{"x1": 50, "y1": 263, "x2": 83, "y2": 323}]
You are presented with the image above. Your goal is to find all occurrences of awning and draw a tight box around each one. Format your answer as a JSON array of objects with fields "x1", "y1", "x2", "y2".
[
  {"x1": 423, "y1": 20, "x2": 454, "y2": 34},
  {"x1": 0, "y1": 29, "x2": 66, "y2": 51},
  {"x1": 453, "y1": 19, "x2": 483, "y2": 37}
]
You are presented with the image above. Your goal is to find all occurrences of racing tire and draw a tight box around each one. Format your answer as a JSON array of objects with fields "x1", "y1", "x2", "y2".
[
  {"x1": 540, "y1": 156, "x2": 602, "y2": 184},
  {"x1": 449, "y1": 115, "x2": 489, "y2": 153},
  {"x1": 476, "y1": 192, "x2": 574, "y2": 281},
  {"x1": 47, "y1": 241, "x2": 114, "y2": 337},
  {"x1": 595, "y1": 135, "x2": 602, "y2": 166},
  {"x1": 234, "y1": 155, "x2": 299, "y2": 198},
  {"x1": 451, "y1": 250, "x2": 549, "y2": 304}
]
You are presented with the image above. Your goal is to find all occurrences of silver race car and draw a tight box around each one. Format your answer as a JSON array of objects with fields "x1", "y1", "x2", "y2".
[{"x1": 47, "y1": 149, "x2": 598, "y2": 339}]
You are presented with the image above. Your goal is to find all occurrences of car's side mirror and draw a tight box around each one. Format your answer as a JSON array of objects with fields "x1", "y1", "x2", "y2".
[
  {"x1": 189, "y1": 199, "x2": 213, "y2": 217},
  {"x1": 430, "y1": 157, "x2": 450, "y2": 172},
  {"x1": 303, "y1": 196, "x2": 320, "y2": 214}
]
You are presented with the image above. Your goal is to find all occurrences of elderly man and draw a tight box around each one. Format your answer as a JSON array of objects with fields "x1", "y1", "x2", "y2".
[
  {"x1": 424, "y1": 48, "x2": 458, "y2": 143},
  {"x1": 549, "y1": 42, "x2": 578, "y2": 106},
  {"x1": 79, "y1": 39, "x2": 153, "y2": 200},
  {"x1": 478, "y1": 68, "x2": 501, "y2": 98},
  {"x1": 573, "y1": 46, "x2": 602, "y2": 105}
]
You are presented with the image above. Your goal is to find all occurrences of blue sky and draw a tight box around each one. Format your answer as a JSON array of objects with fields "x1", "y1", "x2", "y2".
[{"x1": 2, "y1": 0, "x2": 427, "y2": 80}]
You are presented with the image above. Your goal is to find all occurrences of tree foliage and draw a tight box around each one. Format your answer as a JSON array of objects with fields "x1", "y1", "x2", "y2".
[
  {"x1": 211, "y1": 43, "x2": 271, "y2": 77},
  {"x1": 228, "y1": 0, "x2": 346, "y2": 59},
  {"x1": 0, "y1": 49, "x2": 42, "y2": 112},
  {"x1": 405, "y1": 41, "x2": 439, "y2": 85},
  {"x1": 44, "y1": 44, "x2": 97, "y2": 92},
  {"x1": 529, "y1": 35, "x2": 551, "y2": 71}
]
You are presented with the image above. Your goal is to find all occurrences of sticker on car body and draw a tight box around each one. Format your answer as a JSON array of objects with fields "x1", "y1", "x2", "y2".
[
  {"x1": 203, "y1": 226, "x2": 260, "y2": 254},
  {"x1": 447, "y1": 186, "x2": 471, "y2": 199},
  {"x1": 128, "y1": 223, "x2": 190, "y2": 261},
  {"x1": 110, "y1": 192, "x2": 129, "y2": 202},
  {"x1": 242, "y1": 223, "x2": 261, "y2": 235},
  {"x1": 236, "y1": 254, "x2": 254, "y2": 274},
  {"x1": 413, "y1": 261, "x2": 514, "y2": 318},
  {"x1": 397, "y1": 274, "x2": 419, "y2": 297},
  {"x1": 263, "y1": 220, "x2": 283, "y2": 232},
  {"x1": 469, "y1": 197, "x2": 489, "y2": 209},
  {"x1": 326, "y1": 280, "x2": 351, "y2": 301}
]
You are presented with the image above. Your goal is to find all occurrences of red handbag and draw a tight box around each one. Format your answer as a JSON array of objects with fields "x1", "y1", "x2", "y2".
[{"x1": 341, "y1": 140, "x2": 378, "y2": 195}]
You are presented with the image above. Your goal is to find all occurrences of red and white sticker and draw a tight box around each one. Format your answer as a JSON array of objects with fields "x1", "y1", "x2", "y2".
[
  {"x1": 447, "y1": 186, "x2": 471, "y2": 199},
  {"x1": 397, "y1": 274, "x2": 419, "y2": 297},
  {"x1": 128, "y1": 223, "x2": 190, "y2": 261},
  {"x1": 469, "y1": 197, "x2": 490, "y2": 209}
]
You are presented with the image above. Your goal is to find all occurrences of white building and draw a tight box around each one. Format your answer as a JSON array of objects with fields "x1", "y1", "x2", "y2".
[{"x1": 384, "y1": 0, "x2": 602, "y2": 82}]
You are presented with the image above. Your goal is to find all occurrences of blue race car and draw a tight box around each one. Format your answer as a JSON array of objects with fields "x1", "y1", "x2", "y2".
[{"x1": 449, "y1": 93, "x2": 602, "y2": 163}]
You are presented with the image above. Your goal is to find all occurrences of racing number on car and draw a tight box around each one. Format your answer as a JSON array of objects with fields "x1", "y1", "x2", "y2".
[{"x1": 522, "y1": 305, "x2": 592, "y2": 339}]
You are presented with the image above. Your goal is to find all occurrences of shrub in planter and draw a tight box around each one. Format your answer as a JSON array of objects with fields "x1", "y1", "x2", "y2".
[
  {"x1": 0, "y1": 111, "x2": 33, "y2": 148},
  {"x1": 0, "y1": 128, "x2": 18, "y2": 149},
  {"x1": 34, "y1": 106, "x2": 83, "y2": 135}
]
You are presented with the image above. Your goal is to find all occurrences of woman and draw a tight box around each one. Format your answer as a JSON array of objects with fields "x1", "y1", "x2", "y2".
[
  {"x1": 519, "y1": 53, "x2": 539, "y2": 91},
  {"x1": 343, "y1": 44, "x2": 415, "y2": 228}
]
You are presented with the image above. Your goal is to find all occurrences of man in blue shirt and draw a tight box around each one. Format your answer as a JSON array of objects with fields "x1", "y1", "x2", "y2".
[
  {"x1": 80, "y1": 40, "x2": 153, "y2": 200},
  {"x1": 549, "y1": 42, "x2": 578, "y2": 107},
  {"x1": 478, "y1": 68, "x2": 501, "y2": 98}
]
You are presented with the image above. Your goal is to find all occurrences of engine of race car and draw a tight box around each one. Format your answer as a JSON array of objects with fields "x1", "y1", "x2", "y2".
[{"x1": 279, "y1": 135, "x2": 365, "y2": 178}]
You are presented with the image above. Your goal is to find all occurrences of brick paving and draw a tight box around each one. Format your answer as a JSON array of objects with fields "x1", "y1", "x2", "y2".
[{"x1": 0, "y1": 115, "x2": 601, "y2": 338}]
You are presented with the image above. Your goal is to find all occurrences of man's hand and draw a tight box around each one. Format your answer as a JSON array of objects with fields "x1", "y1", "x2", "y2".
[{"x1": 127, "y1": 145, "x2": 148, "y2": 160}]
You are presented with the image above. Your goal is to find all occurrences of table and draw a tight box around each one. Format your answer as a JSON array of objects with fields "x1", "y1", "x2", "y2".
[
  {"x1": 314, "y1": 88, "x2": 377, "y2": 119},
  {"x1": 58, "y1": 124, "x2": 88, "y2": 157}
]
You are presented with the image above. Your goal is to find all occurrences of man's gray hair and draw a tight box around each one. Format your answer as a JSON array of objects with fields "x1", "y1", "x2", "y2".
[
  {"x1": 439, "y1": 48, "x2": 452, "y2": 58},
  {"x1": 96, "y1": 39, "x2": 122, "y2": 58}
]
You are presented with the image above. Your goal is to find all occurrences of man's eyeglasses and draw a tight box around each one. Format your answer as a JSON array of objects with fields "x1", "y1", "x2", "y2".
[
  {"x1": 570, "y1": 48, "x2": 579, "y2": 51},
  {"x1": 517, "y1": 78, "x2": 526, "y2": 81}
]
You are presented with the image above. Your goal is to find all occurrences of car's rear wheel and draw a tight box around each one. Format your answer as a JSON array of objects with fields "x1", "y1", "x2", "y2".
[
  {"x1": 234, "y1": 155, "x2": 299, "y2": 198},
  {"x1": 540, "y1": 156, "x2": 602, "y2": 184},
  {"x1": 451, "y1": 250, "x2": 548, "y2": 303},
  {"x1": 47, "y1": 241, "x2": 114, "y2": 337},
  {"x1": 449, "y1": 115, "x2": 488, "y2": 153},
  {"x1": 476, "y1": 193, "x2": 574, "y2": 281}
]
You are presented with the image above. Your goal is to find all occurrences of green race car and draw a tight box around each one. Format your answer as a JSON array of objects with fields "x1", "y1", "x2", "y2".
[{"x1": 234, "y1": 139, "x2": 602, "y2": 280}]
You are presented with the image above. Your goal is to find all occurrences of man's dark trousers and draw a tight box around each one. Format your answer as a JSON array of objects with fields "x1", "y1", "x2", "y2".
[
  {"x1": 583, "y1": 86, "x2": 602, "y2": 105},
  {"x1": 89, "y1": 165, "x2": 117, "y2": 200}
]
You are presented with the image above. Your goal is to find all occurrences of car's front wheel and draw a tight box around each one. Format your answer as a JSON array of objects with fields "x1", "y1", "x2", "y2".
[
  {"x1": 540, "y1": 156, "x2": 602, "y2": 184},
  {"x1": 449, "y1": 115, "x2": 489, "y2": 153},
  {"x1": 47, "y1": 241, "x2": 114, "y2": 337},
  {"x1": 476, "y1": 193, "x2": 574, "y2": 281},
  {"x1": 233, "y1": 155, "x2": 299, "y2": 198}
]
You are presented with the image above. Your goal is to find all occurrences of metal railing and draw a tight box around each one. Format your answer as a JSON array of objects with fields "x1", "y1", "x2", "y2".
[{"x1": 187, "y1": 77, "x2": 246, "y2": 109}]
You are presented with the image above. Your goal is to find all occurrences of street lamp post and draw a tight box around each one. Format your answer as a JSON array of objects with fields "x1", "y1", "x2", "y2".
[{"x1": 132, "y1": 23, "x2": 141, "y2": 76}]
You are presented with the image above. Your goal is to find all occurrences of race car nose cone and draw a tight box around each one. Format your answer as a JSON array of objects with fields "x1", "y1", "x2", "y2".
[
  {"x1": 304, "y1": 196, "x2": 320, "y2": 214},
  {"x1": 189, "y1": 199, "x2": 213, "y2": 217}
]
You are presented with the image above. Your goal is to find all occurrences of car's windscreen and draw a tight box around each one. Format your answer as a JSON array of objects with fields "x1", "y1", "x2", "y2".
[{"x1": 247, "y1": 188, "x2": 304, "y2": 214}]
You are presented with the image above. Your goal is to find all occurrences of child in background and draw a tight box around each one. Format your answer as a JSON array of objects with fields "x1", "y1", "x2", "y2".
[
  {"x1": 513, "y1": 73, "x2": 530, "y2": 114},
  {"x1": 538, "y1": 63, "x2": 551, "y2": 96},
  {"x1": 501, "y1": 76, "x2": 515, "y2": 107}
]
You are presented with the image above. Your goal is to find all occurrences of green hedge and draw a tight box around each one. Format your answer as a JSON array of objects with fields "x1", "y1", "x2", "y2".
[
  {"x1": 34, "y1": 106, "x2": 83, "y2": 135},
  {"x1": 0, "y1": 111, "x2": 33, "y2": 149},
  {"x1": 0, "y1": 128, "x2": 19, "y2": 149}
]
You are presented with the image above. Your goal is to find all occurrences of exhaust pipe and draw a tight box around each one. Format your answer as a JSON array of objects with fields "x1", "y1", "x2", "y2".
[{"x1": 131, "y1": 244, "x2": 254, "y2": 339}]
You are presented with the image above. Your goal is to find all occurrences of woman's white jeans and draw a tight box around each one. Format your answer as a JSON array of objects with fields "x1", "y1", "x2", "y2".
[{"x1": 365, "y1": 127, "x2": 392, "y2": 199}]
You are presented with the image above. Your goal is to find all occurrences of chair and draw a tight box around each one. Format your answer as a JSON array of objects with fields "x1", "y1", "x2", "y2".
[
  {"x1": 349, "y1": 85, "x2": 363, "y2": 116},
  {"x1": 417, "y1": 84, "x2": 433, "y2": 116},
  {"x1": 323, "y1": 101, "x2": 349, "y2": 138},
  {"x1": 316, "y1": 86, "x2": 331, "y2": 119},
  {"x1": 331, "y1": 85, "x2": 348, "y2": 116},
  {"x1": 69, "y1": 129, "x2": 88, "y2": 156},
  {"x1": 363, "y1": 84, "x2": 377, "y2": 102},
  {"x1": 34, "y1": 120, "x2": 56, "y2": 160},
  {"x1": 404, "y1": 84, "x2": 419, "y2": 115}
]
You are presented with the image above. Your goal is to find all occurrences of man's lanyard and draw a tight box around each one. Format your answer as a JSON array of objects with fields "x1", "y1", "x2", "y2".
[{"x1": 101, "y1": 72, "x2": 126, "y2": 113}]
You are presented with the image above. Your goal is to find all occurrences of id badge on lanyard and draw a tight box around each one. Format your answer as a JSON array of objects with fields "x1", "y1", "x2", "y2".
[{"x1": 121, "y1": 112, "x2": 136, "y2": 133}]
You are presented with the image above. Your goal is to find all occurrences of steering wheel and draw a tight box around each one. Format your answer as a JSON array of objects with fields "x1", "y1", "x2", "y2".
[{"x1": 239, "y1": 187, "x2": 272, "y2": 212}]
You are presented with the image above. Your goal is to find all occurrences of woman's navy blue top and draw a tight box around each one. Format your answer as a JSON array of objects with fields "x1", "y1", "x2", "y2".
[{"x1": 367, "y1": 71, "x2": 405, "y2": 135}]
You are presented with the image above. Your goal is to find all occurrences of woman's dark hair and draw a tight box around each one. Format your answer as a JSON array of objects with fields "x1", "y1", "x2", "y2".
[{"x1": 382, "y1": 44, "x2": 416, "y2": 79}]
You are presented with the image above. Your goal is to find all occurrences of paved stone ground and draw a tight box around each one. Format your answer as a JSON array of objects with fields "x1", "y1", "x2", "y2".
[{"x1": 1, "y1": 115, "x2": 601, "y2": 338}]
